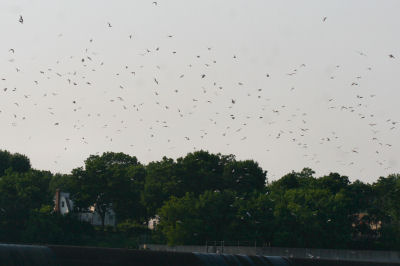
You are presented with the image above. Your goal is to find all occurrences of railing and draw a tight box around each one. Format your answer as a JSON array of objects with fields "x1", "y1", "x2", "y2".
[{"x1": 206, "y1": 240, "x2": 264, "y2": 254}]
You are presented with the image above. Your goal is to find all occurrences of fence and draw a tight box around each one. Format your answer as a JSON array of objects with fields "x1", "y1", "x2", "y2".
[{"x1": 141, "y1": 244, "x2": 400, "y2": 263}]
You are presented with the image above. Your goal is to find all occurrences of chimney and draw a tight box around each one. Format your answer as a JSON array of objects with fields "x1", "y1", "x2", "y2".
[{"x1": 54, "y1": 189, "x2": 61, "y2": 213}]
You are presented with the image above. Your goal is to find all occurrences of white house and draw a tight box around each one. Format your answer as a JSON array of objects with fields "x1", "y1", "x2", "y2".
[
  {"x1": 148, "y1": 215, "x2": 160, "y2": 230},
  {"x1": 54, "y1": 189, "x2": 116, "y2": 227}
]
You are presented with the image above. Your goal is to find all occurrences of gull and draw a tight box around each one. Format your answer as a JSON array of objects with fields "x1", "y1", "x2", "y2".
[
  {"x1": 389, "y1": 54, "x2": 395, "y2": 59},
  {"x1": 9, "y1": 49, "x2": 15, "y2": 53},
  {"x1": 19, "y1": 15, "x2": 23, "y2": 24},
  {"x1": 322, "y1": 17, "x2": 327, "y2": 22},
  {"x1": 153, "y1": 1, "x2": 158, "y2": 5},
  {"x1": 107, "y1": 22, "x2": 112, "y2": 27},
  {"x1": 356, "y1": 51, "x2": 367, "y2": 56}
]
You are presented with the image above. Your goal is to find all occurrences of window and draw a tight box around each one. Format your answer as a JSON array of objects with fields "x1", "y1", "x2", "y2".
[{"x1": 61, "y1": 201, "x2": 65, "y2": 208}]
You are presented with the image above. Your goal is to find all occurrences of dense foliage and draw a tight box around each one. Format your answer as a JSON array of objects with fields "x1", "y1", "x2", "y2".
[{"x1": 0, "y1": 149, "x2": 399, "y2": 250}]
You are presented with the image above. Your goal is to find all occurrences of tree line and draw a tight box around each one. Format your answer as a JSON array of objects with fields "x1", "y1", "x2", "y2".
[{"x1": 0, "y1": 149, "x2": 399, "y2": 250}]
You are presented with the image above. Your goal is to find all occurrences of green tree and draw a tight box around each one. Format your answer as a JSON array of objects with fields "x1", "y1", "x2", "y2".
[
  {"x1": 0, "y1": 150, "x2": 12, "y2": 176},
  {"x1": 158, "y1": 190, "x2": 238, "y2": 245},
  {"x1": 143, "y1": 157, "x2": 179, "y2": 217},
  {"x1": 70, "y1": 152, "x2": 141, "y2": 228},
  {"x1": 0, "y1": 169, "x2": 52, "y2": 241},
  {"x1": 371, "y1": 174, "x2": 400, "y2": 249},
  {"x1": 49, "y1": 173, "x2": 75, "y2": 194},
  {"x1": 222, "y1": 159, "x2": 267, "y2": 195},
  {"x1": 22, "y1": 205, "x2": 94, "y2": 245},
  {"x1": 316, "y1": 172, "x2": 350, "y2": 194},
  {"x1": 157, "y1": 193, "x2": 200, "y2": 245},
  {"x1": 231, "y1": 192, "x2": 275, "y2": 244},
  {"x1": 0, "y1": 150, "x2": 31, "y2": 176},
  {"x1": 270, "y1": 168, "x2": 315, "y2": 191},
  {"x1": 116, "y1": 164, "x2": 147, "y2": 222},
  {"x1": 176, "y1": 150, "x2": 225, "y2": 195}
]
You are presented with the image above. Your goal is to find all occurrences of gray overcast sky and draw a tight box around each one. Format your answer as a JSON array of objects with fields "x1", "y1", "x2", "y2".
[{"x1": 1, "y1": 0, "x2": 399, "y2": 182}]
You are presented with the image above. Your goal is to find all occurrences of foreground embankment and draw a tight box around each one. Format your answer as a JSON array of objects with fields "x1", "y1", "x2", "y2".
[{"x1": 0, "y1": 244, "x2": 399, "y2": 265}]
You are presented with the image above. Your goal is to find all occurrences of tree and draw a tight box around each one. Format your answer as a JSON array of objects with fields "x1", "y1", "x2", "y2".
[
  {"x1": 70, "y1": 152, "x2": 141, "y2": 228},
  {"x1": 49, "y1": 173, "x2": 75, "y2": 194},
  {"x1": 0, "y1": 150, "x2": 31, "y2": 176},
  {"x1": 371, "y1": 174, "x2": 400, "y2": 249},
  {"x1": 316, "y1": 172, "x2": 350, "y2": 194},
  {"x1": 157, "y1": 193, "x2": 200, "y2": 245},
  {"x1": 230, "y1": 192, "x2": 275, "y2": 244},
  {"x1": 157, "y1": 190, "x2": 238, "y2": 246},
  {"x1": 0, "y1": 150, "x2": 11, "y2": 176},
  {"x1": 222, "y1": 159, "x2": 267, "y2": 195},
  {"x1": 143, "y1": 151, "x2": 267, "y2": 218},
  {"x1": 116, "y1": 164, "x2": 147, "y2": 222},
  {"x1": 10, "y1": 153, "x2": 31, "y2": 172},
  {"x1": 143, "y1": 157, "x2": 180, "y2": 217},
  {"x1": 22, "y1": 205, "x2": 94, "y2": 245},
  {"x1": 268, "y1": 169, "x2": 359, "y2": 248},
  {"x1": 0, "y1": 169, "x2": 52, "y2": 241},
  {"x1": 176, "y1": 150, "x2": 225, "y2": 195}
]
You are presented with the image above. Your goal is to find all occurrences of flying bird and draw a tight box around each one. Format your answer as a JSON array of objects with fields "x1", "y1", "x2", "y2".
[
  {"x1": 323, "y1": 17, "x2": 327, "y2": 22},
  {"x1": 19, "y1": 15, "x2": 23, "y2": 24},
  {"x1": 356, "y1": 51, "x2": 367, "y2": 56}
]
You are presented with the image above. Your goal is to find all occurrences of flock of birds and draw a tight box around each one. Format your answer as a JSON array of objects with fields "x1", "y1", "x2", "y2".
[{"x1": 0, "y1": 12, "x2": 398, "y2": 180}]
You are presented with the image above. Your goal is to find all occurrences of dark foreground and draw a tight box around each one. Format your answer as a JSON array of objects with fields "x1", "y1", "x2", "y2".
[{"x1": 0, "y1": 244, "x2": 399, "y2": 266}]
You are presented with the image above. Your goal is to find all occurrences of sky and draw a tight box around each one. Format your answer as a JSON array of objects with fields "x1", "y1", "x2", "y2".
[{"x1": 0, "y1": 0, "x2": 399, "y2": 183}]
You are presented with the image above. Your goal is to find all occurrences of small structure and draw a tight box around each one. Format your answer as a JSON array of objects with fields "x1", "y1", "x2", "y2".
[
  {"x1": 148, "y1": 215, "x2": 160, "y2": 230},
  {"x1": 54, "y1": 189, "x2": 116, "y2": 227}
]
